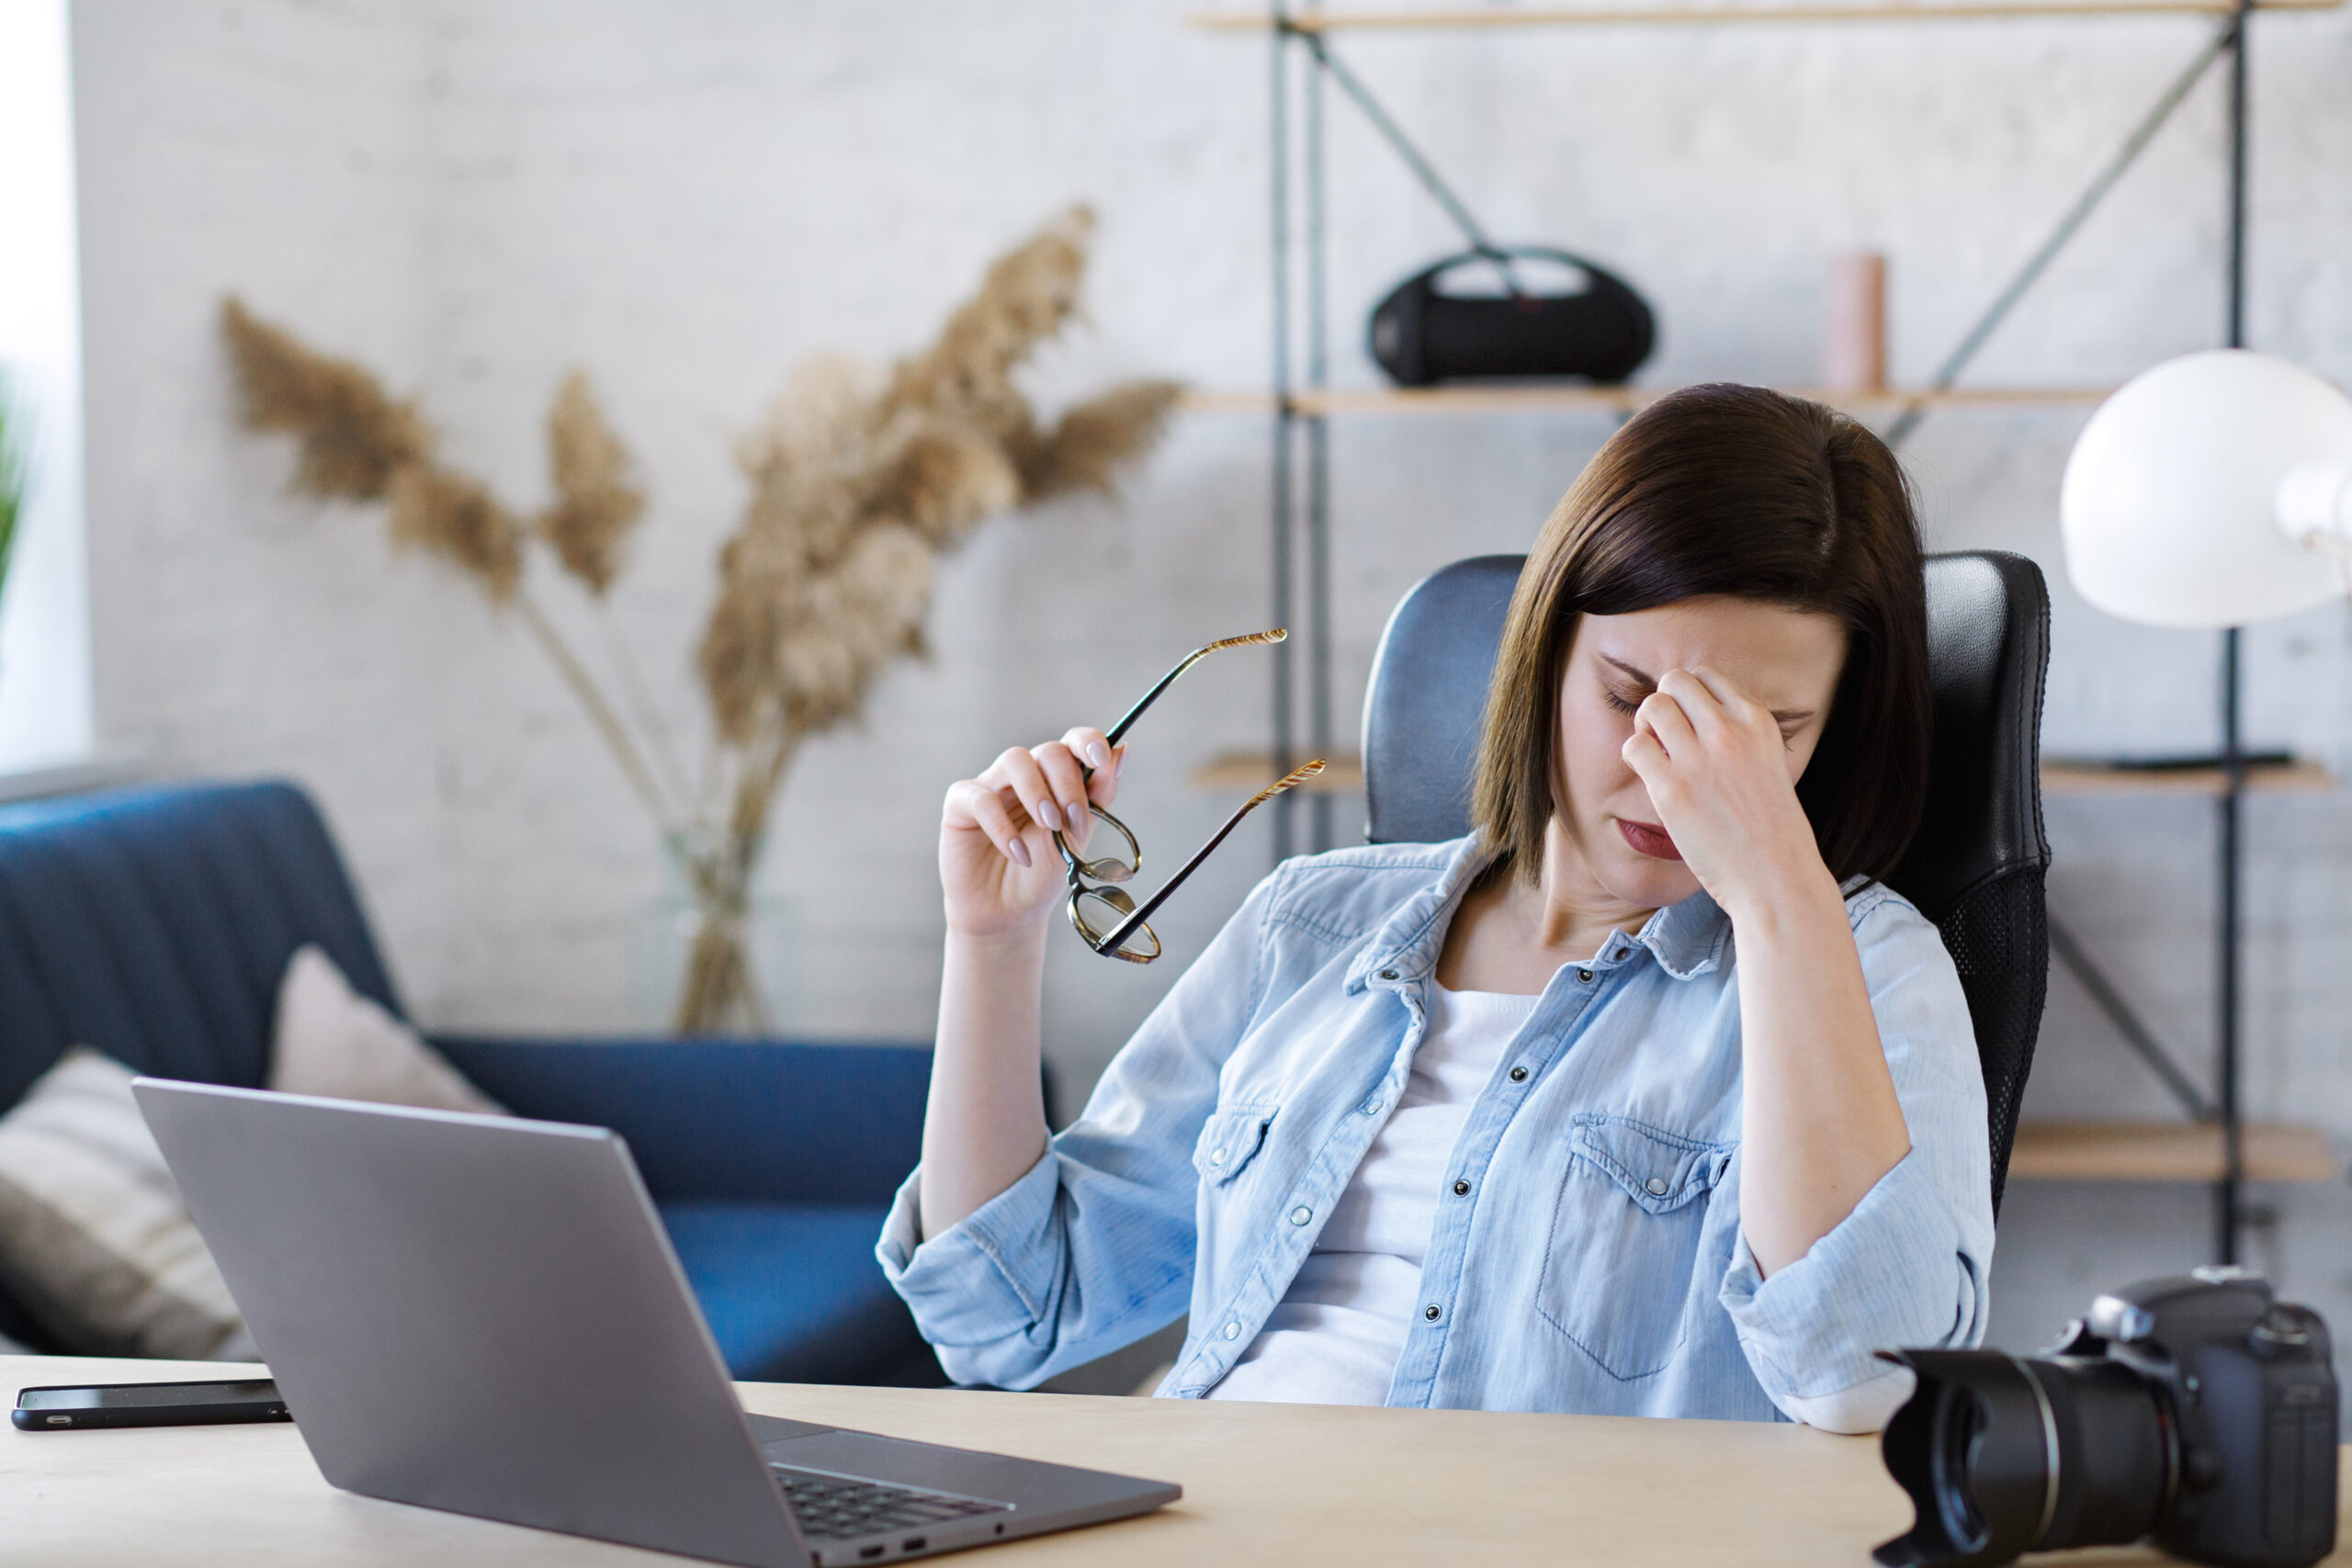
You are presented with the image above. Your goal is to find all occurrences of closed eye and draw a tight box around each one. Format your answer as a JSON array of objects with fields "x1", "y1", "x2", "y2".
[
  {"x1": 1609, "y1": 687, "x2": 1806, "y2": 746},
  {"x1": 1600, "y1": 660, "x2": 1813, "y2": 744}
]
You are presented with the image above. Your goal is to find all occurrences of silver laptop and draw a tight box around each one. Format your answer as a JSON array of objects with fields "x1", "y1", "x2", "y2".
[{"x1": 131, "y1": 1078, "x2": 1177, "y2": 1568}]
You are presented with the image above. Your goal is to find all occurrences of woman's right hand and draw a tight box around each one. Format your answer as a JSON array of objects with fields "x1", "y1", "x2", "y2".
[{"x1": 941, "y1": 727, "x2": 1126, "y2": 941}]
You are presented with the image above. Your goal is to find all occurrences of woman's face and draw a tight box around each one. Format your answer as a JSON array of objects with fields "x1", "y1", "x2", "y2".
[{"x1": 1553, "y1": 595, "x2": 1848, "y2": 910}]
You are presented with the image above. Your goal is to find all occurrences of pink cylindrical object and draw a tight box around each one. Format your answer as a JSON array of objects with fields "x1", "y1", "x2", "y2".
[{"x1": 1823, "y1": 251, "x2": 1888, "y2": 395}]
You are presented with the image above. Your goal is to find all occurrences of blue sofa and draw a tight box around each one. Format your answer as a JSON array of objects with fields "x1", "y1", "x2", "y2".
[{"x1": 0, "y1": 778, "x2": 944, "y2": 1387}]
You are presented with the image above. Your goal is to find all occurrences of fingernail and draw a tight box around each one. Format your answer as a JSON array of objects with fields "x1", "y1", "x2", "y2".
[
  {"x1": 1007, "y1": 837, "x2": 1032, "y2": 868},
  {"x1": 1066, "y1": 798, "x2": 1089, "y2": 828},
  {"x1": 1035, "y1": 798, "x2": 1062, "y2": 831},
  {"x1": 1086, "y1": 741, "x2": 1111, "y2": 770},
  {"x1": 1114, "y1": 749, "x2": 1128, "y2": 779}
]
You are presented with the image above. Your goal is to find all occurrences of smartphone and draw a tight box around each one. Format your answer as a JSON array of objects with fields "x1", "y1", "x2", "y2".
[{"x1": 12, "y1": 1378, "x2": 290, "y2": 1431}]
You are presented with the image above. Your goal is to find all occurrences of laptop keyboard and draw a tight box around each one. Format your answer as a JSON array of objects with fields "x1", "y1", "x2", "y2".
[{"x1": 773, "y1": 1465, "x2": 1012, "y2": 1545}]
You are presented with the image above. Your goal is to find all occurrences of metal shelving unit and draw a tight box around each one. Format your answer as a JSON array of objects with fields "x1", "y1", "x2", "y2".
[
  {"x1": 1194, "y1": 0, "x2": 2335, "y2": 28},
  {"x1": 1193, "y1": 0, "x2": 2346, "y2": 1256},
  {"x1": 1179, "y1": 384, "x2": 2116, "y2": 416}
]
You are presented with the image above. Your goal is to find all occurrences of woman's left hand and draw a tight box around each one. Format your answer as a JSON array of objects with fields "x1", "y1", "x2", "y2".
[{"x1": 1620, "y1": 666, "x2": 1836, "y2": 918}]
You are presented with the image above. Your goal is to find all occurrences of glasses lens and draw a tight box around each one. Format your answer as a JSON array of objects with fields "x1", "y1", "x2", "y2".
[
  {"x1": 1069, "y1": 886, "x2": 1160, "y2": 964},
  {"x1": 1059, "y1": 806, "x2": 1139, "y2": 884}
]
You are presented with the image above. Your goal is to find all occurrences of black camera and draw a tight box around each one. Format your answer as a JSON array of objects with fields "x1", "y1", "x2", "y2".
[{"x1": 1874, "y1": 1269, "x2": 2337, "y2": 1568}]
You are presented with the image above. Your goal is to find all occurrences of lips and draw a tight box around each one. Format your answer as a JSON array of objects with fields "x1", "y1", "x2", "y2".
[{"x1": 1617, "y1": 818, "x2": 1682, "y2": 862}]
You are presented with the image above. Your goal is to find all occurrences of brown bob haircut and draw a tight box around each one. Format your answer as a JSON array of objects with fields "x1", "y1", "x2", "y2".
[{"x1": 1472, "y1": 383, "x2": 1931, "y2": 886}]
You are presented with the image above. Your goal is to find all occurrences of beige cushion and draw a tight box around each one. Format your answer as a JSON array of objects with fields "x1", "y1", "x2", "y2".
[
  {"x1": 268, "y1": 945, "x2": 506, "y2": 1116},
  {"x1": 0, "y1": 1047, "x2": 257, "y2": 1359}
]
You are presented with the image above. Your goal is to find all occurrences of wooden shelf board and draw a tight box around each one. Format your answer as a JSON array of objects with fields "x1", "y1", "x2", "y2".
[
  {"x1": 1191, "y1": 0, "x2": 2340, "y2": 30},
  {"x1": 1193, "y1": 750, "x2": 1366, "y2": 794},
  {"x1": 2041, "y1": 758, "x2": 2336, "y2": 796},
  {"x1": 1181, "y1": 384, "x2": 2112, "y2": 418},
  {"x1": 1196, "y1": 755, "x2": 2337, "y2": 797},
  {"x1": 2010, "y1": 1121, "x2": 2338, "y2": 1183}
]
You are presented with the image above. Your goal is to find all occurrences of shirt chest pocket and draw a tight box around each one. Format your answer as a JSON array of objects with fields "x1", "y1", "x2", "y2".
[
  {"x1": 1535, "y1": 1113, "x2": 1734, "y2": 1382},
  {"x1": 1193, "y1": 1105, "x2": 1277, "y2": 1187}
]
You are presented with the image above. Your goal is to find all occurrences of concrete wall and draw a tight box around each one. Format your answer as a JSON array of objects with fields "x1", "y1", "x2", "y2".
[
  {"x1": 0, "y1": 0, "x2": 93, "y2": 772},
  {"x1": 68, "y1": 0, "x2": 2352, "y2": 1370}
]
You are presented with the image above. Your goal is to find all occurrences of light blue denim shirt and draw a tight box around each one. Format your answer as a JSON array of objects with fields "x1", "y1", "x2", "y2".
[{"x1": 877, "y1": 835, "x2": 1994, "y2": 1425}]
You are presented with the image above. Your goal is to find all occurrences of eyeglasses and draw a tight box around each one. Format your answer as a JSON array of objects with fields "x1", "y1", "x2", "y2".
[{"x1": 1059, "y1": 630, "x2": 1325, "y2": 963}]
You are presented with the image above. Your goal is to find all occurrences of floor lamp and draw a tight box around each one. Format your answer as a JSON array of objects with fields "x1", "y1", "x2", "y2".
[{"x1": 2060, "y1": 348, "x2": 2352, "y2": 1261}]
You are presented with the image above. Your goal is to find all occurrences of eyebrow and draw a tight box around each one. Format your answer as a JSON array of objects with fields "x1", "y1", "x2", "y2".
[{"x1": 1600, "y1": 655, "x2": 1816, "y2": 725}]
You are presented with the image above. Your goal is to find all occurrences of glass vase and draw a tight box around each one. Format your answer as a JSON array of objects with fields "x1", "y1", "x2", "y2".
[{"x1": 626, "y1": 829, "x2": 804, "y2": 1035}]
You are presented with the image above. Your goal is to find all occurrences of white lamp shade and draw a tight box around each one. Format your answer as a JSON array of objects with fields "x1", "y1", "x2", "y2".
[{"x1": 2059, "y1": 350, "x2": 2352, "y2": 628}]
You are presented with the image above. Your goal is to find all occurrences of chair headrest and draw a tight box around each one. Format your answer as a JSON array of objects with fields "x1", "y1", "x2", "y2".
[
  {"x1": 1891, "y1": 552, "x2": 2052, "y2": 917},
  {"x1": 1361, "y1": 554, "x2": 1522, "y2": 850}
]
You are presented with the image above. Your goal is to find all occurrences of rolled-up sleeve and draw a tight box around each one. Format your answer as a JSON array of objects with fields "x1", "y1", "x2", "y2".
[
  {"x1": 876, "y1": 871, "x2": 1282, "y2": 1390},
  {"x1": 877, "y1": 1150, "x2": 1067, "y2": 1365},
  {"x1": 1716, "y1": 889, "x2": 1996, "y2": 1433}
]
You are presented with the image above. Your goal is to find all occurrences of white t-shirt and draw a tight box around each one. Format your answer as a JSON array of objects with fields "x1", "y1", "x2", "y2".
[{"x1": 1206, "y1": 981, "x2": 1541, "y2": 1404}]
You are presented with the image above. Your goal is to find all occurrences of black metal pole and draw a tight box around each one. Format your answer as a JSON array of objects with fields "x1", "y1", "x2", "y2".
[
  {"x1": 1269, "y1": 6, "x2": 1296, "y2": 865},
  {"x1": 1304, "y1": 6, "x2": 1333, "y2": 854},
  {"x1": 2218, "y1": 628, "x2": 2244, "y2": 1263},
  {"x1": 2215, "y1": 0, "x2": 2251, "y2": 1265},
  {"x1": 2227, "y1": 0, "x2": 2249, "y2": 353}
]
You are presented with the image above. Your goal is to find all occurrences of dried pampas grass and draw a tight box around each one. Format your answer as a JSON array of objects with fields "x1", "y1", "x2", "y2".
[
  {"x1": 1014, "y1": 379, "x2": 1185, "y2": 502},
  {"x1": 884, "y1": 208, "x2": 1092, "y2": 432},
  {"x1": 222, "y1": 204, "x2": 1179, "y2": 1033},
  {"x1": 388, "y1": 464, "x2": 524, "y2": 603},
  {"x1": 539, "y1": 370, "x2": 644, "y2": 595},
  {"x1": 221, "y1": 298, "x2": 427, "y2": 502}
]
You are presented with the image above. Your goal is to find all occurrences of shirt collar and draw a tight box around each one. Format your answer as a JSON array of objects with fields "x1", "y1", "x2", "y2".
[
  {"x1": 1631, "y1": 889, "x2": 1730, "y2": 981},
  {"x1": 1348, "y1": 836, "x2": 1730, "y2": 991},
  {"x1": 1344, "y1": 836, "x2": 1491, "y2": 993}
]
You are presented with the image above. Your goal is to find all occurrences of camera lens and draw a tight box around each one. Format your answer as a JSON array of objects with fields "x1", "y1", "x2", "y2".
[{"x1": 1875, "y1": 1349, "x2": 2171, "y2": 1567}]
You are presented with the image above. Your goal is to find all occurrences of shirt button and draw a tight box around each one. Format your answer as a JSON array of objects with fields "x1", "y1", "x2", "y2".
[
  {"x1": 1452, "y1": 1179, "x2": 1470, "y2": 1196},
  {"x1": 1645, "y1": 1177, "x2": 1670, "y2": 1196},
  {"x1": 1289, "y1": 1205, "x2": 1313, "y2": 1225},
  {"x1": 1577, "y1": 968, "x2": 1594, "y2": 984},
  {"x1": 1509, "y1": 1066, "x2": 1529, "y2": 1083},
  {"x1": 1378, "y1": 968, "x2": 1399, "y2": 981},
  {"x1": 1223, "y1": 1321, "x2": 1241, "y2": 1340},
  {"x1": 1423, "y1": 1304, "x2": 1442, "y2": 1322},
  {"x1": 1208, "y1": 1148, "x2": 1226, "y2": 1166}
]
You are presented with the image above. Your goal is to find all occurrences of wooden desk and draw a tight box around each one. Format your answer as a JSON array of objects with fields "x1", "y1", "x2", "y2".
[{"x1": 7, "y1": 1355, "x2": 2349, "y2": 1565}]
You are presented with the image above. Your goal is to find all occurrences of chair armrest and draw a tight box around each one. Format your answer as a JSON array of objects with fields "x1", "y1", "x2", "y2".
[{"x1": 429, "y1": 1035, "x2": 932, "y2": 1205}]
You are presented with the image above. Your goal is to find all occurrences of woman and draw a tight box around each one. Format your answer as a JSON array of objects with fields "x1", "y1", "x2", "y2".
[{"x1": 878, "y1": 384, "x2": 1992, "y2": 1431}]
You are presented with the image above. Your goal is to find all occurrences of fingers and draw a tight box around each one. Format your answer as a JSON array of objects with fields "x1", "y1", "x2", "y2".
[
  {"x1": 987, "y1": 746, "x2": 1069, "y2": 835},
  {"x1": 1061, "y1": 727, "x2": 1116, "y2": 777},
  {"x1": 1069, "y1": 745, "x2": 1127, "y2": 853},
  {"x1": 1034, "y1": 742, "x2": 1093, "y2": 835},
  {"x1": 1680, "y1": 664, "x2": 1753, "y2": 713},
  {"x1": 945, "y1": 779, "x2": 1034, "y2": 868},
  {"x1": 1621, "y1": 725, "x2": 1670, "y2": 787},
  {"x1": 1634, "y1": 688, "x2": 1700, "y2": 759},
  {"x1": 1060, "y1": 728, "x2": 1128, "y2": 802},
  {"x1": 967, "y1": 731, "x2": 1134, "y2": 866},
  {"x1": 1093, "y1": 746, "x2": 1128, "y2": 805},
  {"x1": 1671, "y1": 666, "x2": 1781, "y2": 750},
  {"x1": 1655, "y1": 668, "x2": 1744, "y2": 745}
]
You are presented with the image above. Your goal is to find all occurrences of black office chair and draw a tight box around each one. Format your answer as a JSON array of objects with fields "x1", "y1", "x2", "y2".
[{"x1": 1360, "y1": 551, "x2": 2052, "y2": 1211}]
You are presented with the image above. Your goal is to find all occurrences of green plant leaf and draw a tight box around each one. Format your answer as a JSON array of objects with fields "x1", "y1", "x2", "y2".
[{"x1": 0, "y1": 371, "x2": 23, "y2": 608}]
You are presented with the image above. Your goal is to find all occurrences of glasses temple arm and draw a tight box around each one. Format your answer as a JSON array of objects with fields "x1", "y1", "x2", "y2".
[
  {"x1": 1102, "y1": 628, "x2": 1286, "y2": 748},
  {"x1": 1093, "y1": 761, "x2": 1323, "y2": 957}
]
